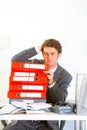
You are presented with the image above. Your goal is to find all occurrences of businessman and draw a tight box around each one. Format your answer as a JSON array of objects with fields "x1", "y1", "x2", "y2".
[{"x1": 3, "y1": 39, "x2": 72, "y2": 130}]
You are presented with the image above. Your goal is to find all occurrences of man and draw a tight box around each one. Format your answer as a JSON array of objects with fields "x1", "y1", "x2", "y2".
[{"x1": 3, "y1": 39, "x2": 72, "y2": 130}]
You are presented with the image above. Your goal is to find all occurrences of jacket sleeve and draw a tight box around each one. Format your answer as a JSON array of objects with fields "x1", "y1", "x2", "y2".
[
  {"x1": 47, "y1": 70, "x2": 72, "y2": 104},
  {"x1": 11, "y1": 47, "x2": 37, "y2": 62}
]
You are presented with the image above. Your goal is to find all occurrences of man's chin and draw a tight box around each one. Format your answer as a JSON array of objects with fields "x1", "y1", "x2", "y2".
[{"x1": 45, "y1": 62, "x2": 53, "y2": 68}]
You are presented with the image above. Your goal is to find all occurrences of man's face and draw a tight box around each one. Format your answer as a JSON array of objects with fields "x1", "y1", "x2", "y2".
[{"x1": 42, "y1": 47, "x2": 61, "y2": 69}]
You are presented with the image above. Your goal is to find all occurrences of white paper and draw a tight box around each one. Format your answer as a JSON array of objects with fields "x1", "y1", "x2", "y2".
[
  {"x1": 0, "y1": 104, "x2": 17, "y2": 114},
  {"x1": 28, "y1": 102, "x2": 52, "y2": 110},
  {"x1": 0, "y1": 101, "x2": 52, "y2": 114}
]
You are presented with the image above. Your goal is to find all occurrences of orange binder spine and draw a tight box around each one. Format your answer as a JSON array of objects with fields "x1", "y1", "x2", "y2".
[
  {"x1": 11, "y1": 62, "x2": 49, "y2": 72},
  {"x1": 9, "y1": 84, "x2": 47, "y2": 91},
  {"x1": 10, "y1": 71, "x2": 47, "y2": 77},
  {"x1": 8, "y1": 91, "x2": 46, "y2": 99},
  {"x1": 9, "y1": 76, "x2": 48, "y2": 85}
]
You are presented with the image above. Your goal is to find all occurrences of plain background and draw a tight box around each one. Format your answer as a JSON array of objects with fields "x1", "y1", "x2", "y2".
[
  {"x1": 0, "y1": 0, "x2": 87, "y2": 109},
  {"x1": 0, "y1": 1, "x2": 87, "y2": 129}
]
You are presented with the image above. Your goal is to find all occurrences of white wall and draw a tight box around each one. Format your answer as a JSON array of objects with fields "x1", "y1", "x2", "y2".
[{"x1": 0, "y1": 0, "x2": 87, "y2": 105}]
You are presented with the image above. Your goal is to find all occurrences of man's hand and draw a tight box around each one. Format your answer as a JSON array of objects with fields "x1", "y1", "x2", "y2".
[
  {"x1": 38, "y1": 45, "x2": 42, "y2": 52},
  {"x1": 44, "y1": 71, "x2": 54, "y2": 85}
]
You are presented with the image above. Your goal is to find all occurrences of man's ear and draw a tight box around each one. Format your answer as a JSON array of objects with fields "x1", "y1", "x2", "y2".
[{"x1": 58, "y1": 53, "x2": 62, "y2": 59}]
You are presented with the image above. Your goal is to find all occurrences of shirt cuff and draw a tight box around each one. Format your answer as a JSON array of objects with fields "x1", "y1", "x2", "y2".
[{"x1": 48, "y1": 81, "x2": 55, "y2": 88}]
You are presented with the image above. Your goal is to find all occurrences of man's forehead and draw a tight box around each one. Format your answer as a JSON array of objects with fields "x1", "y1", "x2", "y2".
[{"x1": 43, "y1": 47, "x2": 57, "y2": 52}]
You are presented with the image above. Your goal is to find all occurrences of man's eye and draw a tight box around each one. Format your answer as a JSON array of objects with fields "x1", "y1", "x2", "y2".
[
  {"x1": 51, "y1": 53, "x2": 54, "y2": 55},
  {"x1": 44, "y1": 53, "x2": 48, "y2": 55}
]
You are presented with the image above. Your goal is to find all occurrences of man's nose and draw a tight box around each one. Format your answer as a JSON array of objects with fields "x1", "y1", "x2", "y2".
[{"x1": 47, "y1": 54, "x2": 51, "y2": 59}]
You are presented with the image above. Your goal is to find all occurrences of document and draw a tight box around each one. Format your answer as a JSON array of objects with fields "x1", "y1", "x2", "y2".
[{"x1": 0, "y1": 101, "x2": 52, "y2": 114}]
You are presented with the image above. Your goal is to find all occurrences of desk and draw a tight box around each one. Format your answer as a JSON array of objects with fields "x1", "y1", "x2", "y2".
[
  {"x1": 0, "y1": 111, "x2": 87, "y2": 120},
  {"x1": 0, "y1": 112, "x2": 87, "y2": 130}
]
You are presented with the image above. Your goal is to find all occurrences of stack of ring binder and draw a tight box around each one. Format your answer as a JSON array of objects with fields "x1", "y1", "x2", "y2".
[{"x1": 7, "y1": 62, "x2": 48, "y2": 100}]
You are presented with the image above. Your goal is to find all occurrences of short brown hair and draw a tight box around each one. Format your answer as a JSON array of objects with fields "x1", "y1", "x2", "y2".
[{"x1": 41, "y1": 39, "x2": 62, "y2": 53}]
